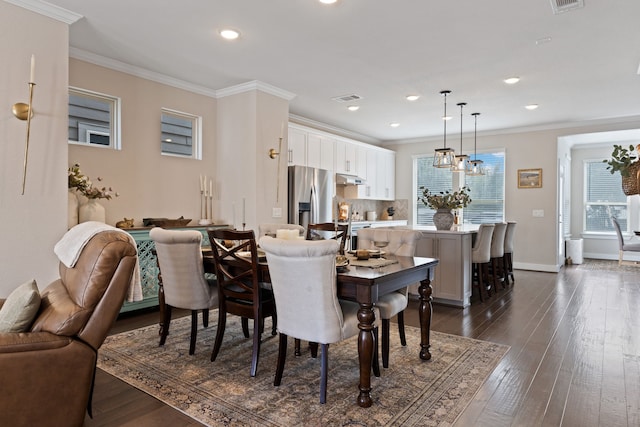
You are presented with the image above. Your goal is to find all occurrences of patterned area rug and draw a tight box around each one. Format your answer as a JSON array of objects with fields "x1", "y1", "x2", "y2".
[
  {"x1": 575, "y1": 258, "x2": 640, "y2": 272},
  {"x1": 98, "y1": 313, "x2": 509, "y2": 426}
]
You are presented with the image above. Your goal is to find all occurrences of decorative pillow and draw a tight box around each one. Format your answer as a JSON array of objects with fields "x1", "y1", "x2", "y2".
[{"x1": 0, "y1": 279, "x2": 41, "y2": 333}]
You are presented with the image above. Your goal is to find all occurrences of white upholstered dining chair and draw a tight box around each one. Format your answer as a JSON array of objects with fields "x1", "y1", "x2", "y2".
[
  {"x1": 611, "y1": 217, "x2": 640, "y2": 266},
  {"x1": 150, "y1": 227, "x2": 218, "y2": 355},
  {"x1": 356, "y1": 228, "x2": 421, "y2": 368},
  {"x1": 259, "y1": 236, "x2": 380, "y2": 404},
  {"x1": 471, "y1": 223, "x2": 495, "y2": 302}
]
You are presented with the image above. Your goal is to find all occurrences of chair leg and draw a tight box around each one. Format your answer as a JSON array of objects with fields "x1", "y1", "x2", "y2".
[
  {"x1": 159, "y1": 305, "x2": 172, "y2": 346},
  {"x1": 210, "y1": 307, "x2": 226, "y2": 362},
  {"x1": 271, "y1": 312, "x2": 277, "y2": 336},
  {"x1": 241, "y1": 317, "x2": 249, "y2": 338},
  {"x1": 320, "y1": 343, "x2": 329, "y2": 404},
  {"x1": 372, "y1": 327, "x2": 380, "y2": 377},
  {"x1": 475, "y1": 263, "x2": 485, "y2": 301},
  {"x1": 250, "y1": 317, "x2": 262, "y2": 377},
  {"x1": 507, "y1": 252, "x2": 515, "y2": 283},
  {"x1": 189, "y1": 310, "x2": 198, "y2": 355},
  {"x1": 294, "y1": 338, "x2": 301, "y2": 356},
  {"x1": 309, "y1": 342, "x2": 319, "y2": 358},
  {"x1": 274, "y1": 333, "x2": 287, "y2": 386},
  {"x1": 502, "y1": 255, "x2": 511, "y2": 286},
  {"x1": 381, "y1": 319, "x2": 390, "y2": 369},
  {"x1": 482, "y1": 263, "x2": 492, "y2": 297},
  {"x1": 397, "y1": 310, "x2": 406, "y2": 347},
  {"x1": 619, "y1": 250, "x2": 624, "y2": 266},
  {"x1": 202, "y1": 309, "x2": 209, "y2": 328}
]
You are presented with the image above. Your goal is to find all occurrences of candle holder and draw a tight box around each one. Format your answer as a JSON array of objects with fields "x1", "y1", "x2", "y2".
[{"x1": 13, "y1": 82, "x2": 35, "y2": 195}]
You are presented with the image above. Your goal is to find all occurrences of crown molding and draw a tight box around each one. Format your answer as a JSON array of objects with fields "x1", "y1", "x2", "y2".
[
  {"x1": 5, "y1": 0, "x2": 82, "y2": 24},
  {"x1": 216, "y1": 80, "x2": 296, "y2": 101},
  {"x1": 288, "y1": 114, "x2": 382, "y2": 145},
  {"x1": 70, "y1": 47, "x2": 218, "y2": 98}
]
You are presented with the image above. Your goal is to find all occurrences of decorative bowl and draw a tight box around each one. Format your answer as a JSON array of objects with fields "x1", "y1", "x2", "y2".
[{"x1": 143, "y1": 217, "x2": 191, "y2": 227}]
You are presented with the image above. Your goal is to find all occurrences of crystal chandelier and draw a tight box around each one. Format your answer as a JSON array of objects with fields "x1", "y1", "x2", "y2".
[{"x1": 433, "y1": 90, "x2": 456, "y2": 168}]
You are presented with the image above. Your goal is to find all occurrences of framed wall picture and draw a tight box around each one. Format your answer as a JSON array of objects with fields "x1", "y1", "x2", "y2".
[{"x1": 518, "y1": 168, "x2": 542, "y2": 188}]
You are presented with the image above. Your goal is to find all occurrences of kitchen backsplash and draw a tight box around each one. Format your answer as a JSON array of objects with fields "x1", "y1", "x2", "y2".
[{"x1": 337, "y1": 197, "x2": 408, "y2": 221}]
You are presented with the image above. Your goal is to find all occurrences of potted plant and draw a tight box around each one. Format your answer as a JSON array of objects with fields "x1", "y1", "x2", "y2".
[
  {"x1": 603, "y1": 144, "x2": 640, "y2": 195},
  {"x1": 419, "y1": 186, "x2": 472, "y2": 230}
]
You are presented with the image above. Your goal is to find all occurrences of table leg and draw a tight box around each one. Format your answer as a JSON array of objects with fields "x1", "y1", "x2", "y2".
[
  {"x1": 356, "y1": 303, "x2": 376, "y2": 408},
  {"x1": 158, "y1": 279, "x2": 166, "y2": 337},
  {"x1": 418, "y1": 276, "x2": 433, "y2": 361}
]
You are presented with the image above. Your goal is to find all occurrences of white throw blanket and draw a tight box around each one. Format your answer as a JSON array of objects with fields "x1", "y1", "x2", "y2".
[{"x1": 54, "y1": 221, "x2": 143, "y2": 302}]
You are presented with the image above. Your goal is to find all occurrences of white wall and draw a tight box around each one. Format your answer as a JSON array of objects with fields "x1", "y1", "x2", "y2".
[{"x1": 0, "y1": 3, "x2": 69, "y2": 296}]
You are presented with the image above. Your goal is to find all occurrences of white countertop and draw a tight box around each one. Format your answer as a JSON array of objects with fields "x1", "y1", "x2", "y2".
[{"x1": 410, "y1": 224, "x2": 479, "y2": 234}]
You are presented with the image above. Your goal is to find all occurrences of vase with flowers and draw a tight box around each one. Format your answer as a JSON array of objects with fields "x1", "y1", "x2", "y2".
[
  {"x1": 419, "y1": 186, "x2": 472, "y2": 230},
  {"x1": 68, "y1": 164, "x2": 119, "y2": 224}
]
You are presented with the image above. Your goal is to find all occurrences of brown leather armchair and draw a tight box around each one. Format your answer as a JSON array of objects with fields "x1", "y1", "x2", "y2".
[{"x1": 0, "y1": 230, "x2": 137, "y2": 427}]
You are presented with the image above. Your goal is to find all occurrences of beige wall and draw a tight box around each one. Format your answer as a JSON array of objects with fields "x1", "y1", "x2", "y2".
[
  {"x1": 215, "y1": 89, "x2": 290, "y2": 231},
  {"x1": 389, "y1": 119, "x2": 640, "y2": 272},
  {"x1": 69, "y1": 59, "x2": 217, "y2": 226},
  {"x1": 0, "y1": 3, "x2": 69, "y2": 296}
]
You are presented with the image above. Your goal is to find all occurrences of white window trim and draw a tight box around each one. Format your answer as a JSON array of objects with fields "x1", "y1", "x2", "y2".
[
  {"x1": 160, "y1": 108, "x2": 202, "y2": 160},
  {"x1": 582, "y1": 158, "x2": 635, "y2": 234},
  {"x1": 68, "y1": 87, "x2": 121, "y2": 150}
]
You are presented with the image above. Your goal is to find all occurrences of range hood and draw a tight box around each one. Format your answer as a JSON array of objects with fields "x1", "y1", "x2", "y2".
[{"x1": 335, "y1": 173, "x2": 366, "y2": 185}]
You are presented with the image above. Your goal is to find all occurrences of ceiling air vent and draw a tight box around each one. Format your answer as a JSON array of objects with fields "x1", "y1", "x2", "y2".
[
  {"x1": 331, "y1": 94, "x2": 363, "y2": 103},
  {"x1": 550, "y1": 0, "x2": 584, "y2": 14}
]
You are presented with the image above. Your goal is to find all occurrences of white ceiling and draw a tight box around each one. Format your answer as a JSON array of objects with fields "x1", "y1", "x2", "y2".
[{"x1": 36, "y1": 0, "x2": 640, "y2": 143}]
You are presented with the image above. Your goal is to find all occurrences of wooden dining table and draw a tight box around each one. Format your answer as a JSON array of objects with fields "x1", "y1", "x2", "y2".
[{"x1": 201, "y1": 252, "x2": 439, "y2": 408}]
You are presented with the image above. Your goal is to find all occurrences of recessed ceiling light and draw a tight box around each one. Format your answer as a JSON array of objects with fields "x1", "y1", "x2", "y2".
[
  {"x1": 406, "y1": 95, "x2": 420, "y2": 101},
  {"x1": 525, "y1": 104, "x2": 539, "y2": 110},
  {"x1": 219, "y1": 29, "x2": 240, "y2": 40},
  {"x1": 319, "y1": 0, "x2": 338, "y2": 4},
  {"x1": 390, "y1": 122, "x2": 400, "y2": 128},
  {"x1": 504, "y1": 77, "x2": 520, "y2": 85},
  {"x1": 347, "y1": 105, "x2": 360, "y2": 111}
]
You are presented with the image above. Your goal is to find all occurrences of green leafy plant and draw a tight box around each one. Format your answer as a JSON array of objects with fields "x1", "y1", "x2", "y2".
[
  {"x1": 68, "y1": 163, "x2": 119, "y2": 200},
  {"x1": 419, "y1": 186, "x2": 471, "y2": 210},
  {"x1": 603, "y1": 144, "x2": 637, "y2": 177}
]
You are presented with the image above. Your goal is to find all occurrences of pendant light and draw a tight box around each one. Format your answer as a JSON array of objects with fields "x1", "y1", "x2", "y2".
[
  {"x1": 433, "y1": 90, "x2": 456, "y2": 168},
  {"x1": 451, "y1": 102, "x2": 470, "y2": 173},
  {"x1": 467, "y1": 112, "x2": 485, "y2": 176}
]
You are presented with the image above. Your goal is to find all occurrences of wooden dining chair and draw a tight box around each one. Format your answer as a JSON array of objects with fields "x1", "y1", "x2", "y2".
[
  {"x1": 150, "y1": 227, "x2": 218, "y2": 355},
  {"x1": 356, "y1": 228, "x2": 421, "y2": 368},
  {"x1": 259, "y1": 236, "x2": 380, "y2": 404},
  {"x1": 306, "y1": 222, "x2": 349, "y2": 254},
  {"x1": 207, "y1": 228, "x2": 277, "y2": 377}
]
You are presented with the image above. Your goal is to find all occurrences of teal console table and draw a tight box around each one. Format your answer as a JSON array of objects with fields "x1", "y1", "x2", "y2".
[{"x1": 121, "y1": 224, "x2": 228, "y2": 313}]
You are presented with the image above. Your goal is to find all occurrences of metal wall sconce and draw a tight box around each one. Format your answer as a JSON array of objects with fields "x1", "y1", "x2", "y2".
[{"x1": 13, "y1": 55, "x2": 36, "y2": 195}]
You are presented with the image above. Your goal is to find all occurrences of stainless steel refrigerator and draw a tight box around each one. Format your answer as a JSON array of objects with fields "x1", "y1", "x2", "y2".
[{"x1": 288, "y1": 165, "x2": 334, "y2": 230}]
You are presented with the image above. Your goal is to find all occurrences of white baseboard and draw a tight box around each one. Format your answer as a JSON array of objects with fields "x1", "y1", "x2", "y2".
[{"x1": 513, "y1": 262, "x2": 561, "y2": 273}]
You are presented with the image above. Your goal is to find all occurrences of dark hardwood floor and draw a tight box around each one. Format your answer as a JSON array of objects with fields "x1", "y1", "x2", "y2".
[{"x1": 85, "y1": 263, "x2": 640, "y2": 426}]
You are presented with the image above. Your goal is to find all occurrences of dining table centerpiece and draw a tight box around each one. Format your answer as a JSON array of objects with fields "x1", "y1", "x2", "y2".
[
  {"x1": 419, "y1": 186, "x2": 471, "y2": 230},
  {"x1": 68, "y1": 163, "x2": 119, "y2": 224}
]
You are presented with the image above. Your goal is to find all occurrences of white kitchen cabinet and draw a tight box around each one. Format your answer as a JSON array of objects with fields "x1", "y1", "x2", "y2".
[
  {"x1": 378, "y1": 150, "x2": 395, "y2": 200},
  {"x1": 415, "y1": 230, "x2": 473, "y2": 308},
  {"x1": 287, "y1": 127, "x2": 307, "y2": 166},
  {"x1": 307, "y1": 133, "x2": 334, "y2": 172},
  {"x1": 336, "y1": 139, "x2": 358, "y2": 175}
]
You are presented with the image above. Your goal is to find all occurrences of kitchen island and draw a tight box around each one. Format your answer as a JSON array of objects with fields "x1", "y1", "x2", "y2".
[{"x1": 373, "y1": 224, "x2": 478, "y2": 308}]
